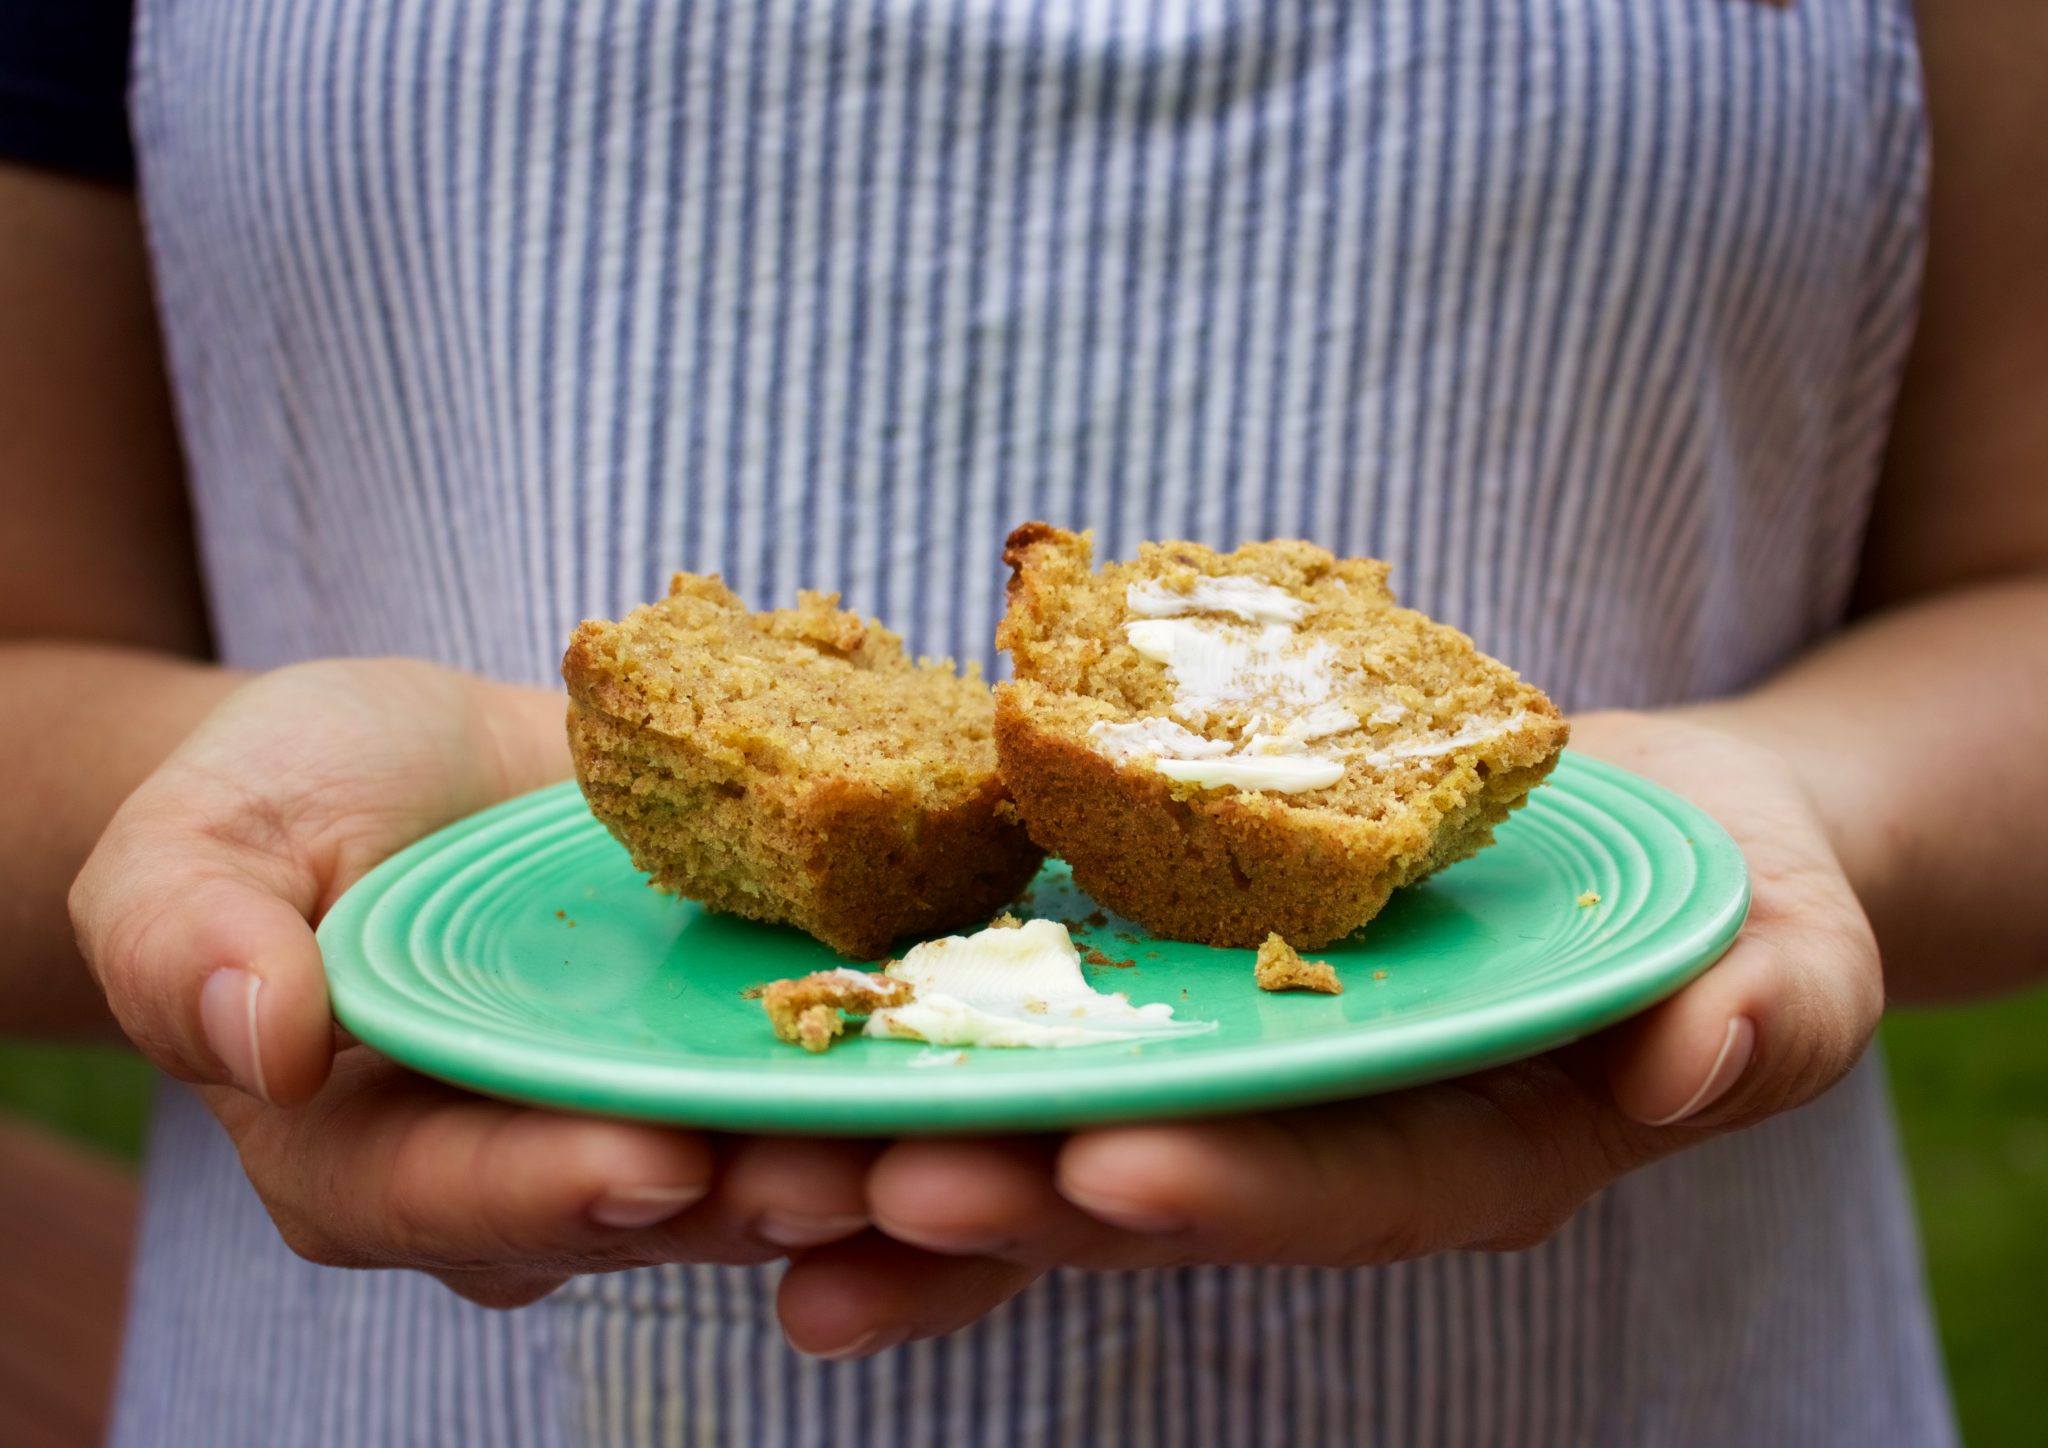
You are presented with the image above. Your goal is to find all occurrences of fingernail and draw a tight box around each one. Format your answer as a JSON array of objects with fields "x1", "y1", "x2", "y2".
[
  {"x1": 1649, "y1": 1016, "x2": 1756, "y2": 1126},
  {"x1": 812, "y1": 1328, "x2": 906, "y2": 1362},
  {"x1": 1058, "y1": 1183, "x2": 1185, "y2": 1235},
  {"x1": 590, "y1": 1184, "x2": 707, "y2": 1230},
  {"x1": 757, "y1": 1212, "x2": 869, "y2": 1250},
  {"x1": 200, "y1": 968, "x2": 271, "y2": 1103}
]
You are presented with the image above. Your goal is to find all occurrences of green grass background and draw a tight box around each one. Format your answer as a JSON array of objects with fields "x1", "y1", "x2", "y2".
[{"x1": 6, "y1": 989, "x2": 2044, "y2": 1445}]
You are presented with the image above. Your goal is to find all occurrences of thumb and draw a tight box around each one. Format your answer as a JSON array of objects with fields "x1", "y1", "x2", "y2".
[
  {"x1": 71, "y1": 803, "x2": 337, "y2": 1106},
  {"x1": 1602, "y1": 908, "x2": 1882, "y2": 1132}
]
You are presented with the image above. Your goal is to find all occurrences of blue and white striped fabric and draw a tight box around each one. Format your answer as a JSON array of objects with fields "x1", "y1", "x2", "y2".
[{"x1": 118, "y1": 1, "x2": 1951, "y2": 1443}]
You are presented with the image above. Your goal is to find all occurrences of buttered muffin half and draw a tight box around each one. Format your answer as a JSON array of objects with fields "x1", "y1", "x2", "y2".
[{"x1": 995, "y1": 523, "x2": 1568, "y2": 949}]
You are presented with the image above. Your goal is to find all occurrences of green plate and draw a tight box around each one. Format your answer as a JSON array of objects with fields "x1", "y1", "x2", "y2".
[{"x1": 318, "y1": 753, "x2": 1748, "y2": 1134}]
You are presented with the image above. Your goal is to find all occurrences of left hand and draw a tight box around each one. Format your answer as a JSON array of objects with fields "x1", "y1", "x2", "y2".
[{"x1": 771, "y1": 710, "x2": 1885, "y2": 1357}]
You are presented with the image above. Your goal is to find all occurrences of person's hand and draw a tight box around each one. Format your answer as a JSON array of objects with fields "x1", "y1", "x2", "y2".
[
  {"x1": 772, "y1": 709, "x2": 1883, "y2": 1354},
  {"x1": 68, "y1": 659, "x2": 895, "y2": 1310}
]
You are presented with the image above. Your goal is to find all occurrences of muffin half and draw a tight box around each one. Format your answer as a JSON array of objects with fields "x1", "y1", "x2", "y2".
[
  {"x1": 565, "y1": 574, "x2": 1042, "y2": 959},
  {"x1": 995, "y1": 524, "x2": 1568, "y2": 949}
]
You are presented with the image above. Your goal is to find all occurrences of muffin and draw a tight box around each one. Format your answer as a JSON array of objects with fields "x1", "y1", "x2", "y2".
[
  {"x1": 564, "y1": 574, "x2": 1042, "y2": 959},
  {"x1": 994, "y1": 524, "x2": 1568, "y2": 949}
]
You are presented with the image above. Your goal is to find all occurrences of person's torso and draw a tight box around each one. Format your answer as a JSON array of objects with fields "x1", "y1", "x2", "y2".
[{"x1": 117, "y1": 2, "x2": 1950, "y2": 1444}]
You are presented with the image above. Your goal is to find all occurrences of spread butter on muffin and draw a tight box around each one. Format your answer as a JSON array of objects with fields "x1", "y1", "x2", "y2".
[{"x1": 994, "y1": 524, "x2": 1567, "y2": 949}]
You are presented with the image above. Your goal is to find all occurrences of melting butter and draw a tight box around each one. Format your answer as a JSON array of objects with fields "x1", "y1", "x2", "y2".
[
  {"x1": 1089, "y1": 717, "x2": 1236, "y2": 763},
  {"x1": 1359, "y1": 712, "x2": 1529, "y2": 767},
  {"x1": 1125, "y1": 576, "x2": 1308, "y2": 625},
  {"x1": 864, "y1": 919, "x2": 1212, "y2": 1049},
  {"x1": 1121, "y1": 618, "x2": 1336, "y2": 724},
  {"x1": 1103, "y1": 573, "x2": 1348, "y2": 792},
  {"x1": 1100, "y1": 572, "x2": 1527, "y2": 795},
  {"x1": 1152, "y1": 755, "x2": 1345, "y2": 791}
]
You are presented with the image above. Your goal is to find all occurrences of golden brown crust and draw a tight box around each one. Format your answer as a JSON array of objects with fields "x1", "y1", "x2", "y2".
[
  {"x1": 994, "y1": 524, "x2": 1568, "y2": 949},
  {"x1": 1254, "y1": 934, "x2": 1343, "y2": 994},
  {"x1": 565, "y1": 574, "x2": 1043, "y2": 959}
]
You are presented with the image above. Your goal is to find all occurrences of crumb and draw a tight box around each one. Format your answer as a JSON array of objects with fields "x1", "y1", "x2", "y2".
[
  {"x1": 1577, "y1": 890, "x2": 1601, "y2": 908},
  {"x1": 760, "y1": 969, "x2": 916, "y2": 1053},
  {"x1": 554, "y1": 910, "x2": 567, "y2": 919},
  {"x1": 566, "y1": 920, "x2": 577, "y2": 928},
  {"x1": 1062, "y1": 917, "x2": 1092, "y2": 935},
  {"x1": 1145, "y1": 951, "x2": 1161, "y2": 959},
  {"x1": 989, "y1": 911, "x2": 1024, "y2": 929},
  {"x1": 1025, "y1": 999, "x2": 1048, "y2": 1014},
  {"x1": 795, "y1": 1004, "x2": 842, "y2": 1053},
  {"x1": 738, "y1": 983, "x2": 767, "y2": 1001},
  {"x1": 1113, "y1": 931, "x2": 1136, "y2": 943},
  {"x1": 1086, "y1": 911, "x2": 1109, "y2": 928},
  {"x1": 1254, "y1": 933, "x2": 1342, "y2": 995},
  {"x1": 1180, "y1": 988, "x2": 1190, "y2": 999},
  {"x1": 1372, "y1": 969, "x2": 1387, "y2": 981},
  {"x1": 1083, "y1": 946, "x2": 1117, "y2": 966}
]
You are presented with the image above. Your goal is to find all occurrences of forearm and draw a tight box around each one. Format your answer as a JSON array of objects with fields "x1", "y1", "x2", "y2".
[
  {"x1": 0, "y1": 643, "x2": 239, "y2": 1037},
  {"x1": 1683, "y1": 576, "x2": 2048, "y2": 1003}
]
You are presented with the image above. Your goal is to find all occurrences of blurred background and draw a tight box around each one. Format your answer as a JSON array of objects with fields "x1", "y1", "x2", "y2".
[{"x1": 3, "y1": 990, "x2": 2044, "y2": 1446}]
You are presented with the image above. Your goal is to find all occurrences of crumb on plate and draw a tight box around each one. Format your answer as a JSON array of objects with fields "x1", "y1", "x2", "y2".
[
  {"x1": 760, "y1": 969, "x2": 916, "y2": 1053},
  {"x1": 1254, "y1": 933, "x2": 1343, "y2": 995}
]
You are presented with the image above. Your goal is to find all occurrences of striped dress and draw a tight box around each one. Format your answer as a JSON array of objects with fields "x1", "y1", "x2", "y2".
[{"x1": 117, "y1": 1, "x2": 1953, "y2": 1443}]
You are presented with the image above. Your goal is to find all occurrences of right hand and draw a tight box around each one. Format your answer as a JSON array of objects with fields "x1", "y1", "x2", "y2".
[{"x1": 68, "y1": 659, "x2": 887, "y2": 1308}]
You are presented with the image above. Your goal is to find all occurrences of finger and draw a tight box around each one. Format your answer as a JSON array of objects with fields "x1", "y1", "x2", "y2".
[
  {"x1": 776, "y1": 1233, "x2": 1042, "y2": 1360},
  {"x1": 698, "y1": 1134, "x2": 878, "y2": 1252},
  {"x1": 617, "y1": 1134, "x2": 880, "y2": 1265},
  {"x1": 1053, "y1": 1058, "x2": 1644, "y2": 1265},
  {"x1": 214, "y1": 1054, "x2": 717, "y2": 1275},
  {"x1": 1604, "y1": 885, "x2": 1881, "y2": 1130},
  {"x1": 427, "y1": 1267, "x2": 572, "y2": 1311},
  {"x1": 869, "y1": 1136, "x2": 1175, "y2": 1271},
  {"x1": 73, "y1": 810, "x2": 336, "y2": 1103}
]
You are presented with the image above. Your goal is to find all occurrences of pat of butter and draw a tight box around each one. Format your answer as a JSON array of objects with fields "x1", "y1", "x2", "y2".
[
  {"x1": 1088, "y1": 716, "x2": 1235, "y2": 762},
  {"x1": 864, "y1": 919, "x2": 1211, "y2": 1049},
  {"x1": 1152, "y1": 755, "x2": 1344, "y2": 792},
  {"x1": 1121, "y1": 618, "x2": 1335, "y2": 718},
  {"x1": 1126, "y1": 576, "x2": 1307, "y2": 625},
  {"x1": 1360, "y1": 712, "x2": 1528, "y2": 766}
]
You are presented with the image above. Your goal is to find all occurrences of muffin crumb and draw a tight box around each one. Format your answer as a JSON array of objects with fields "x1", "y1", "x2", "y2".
[
  {"x1": 1254, "y1": 934, "x2": 1343, "y2": 995},
  {"x1": 760, "y1": 969, "x2": 916, "y2": 1053}
]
